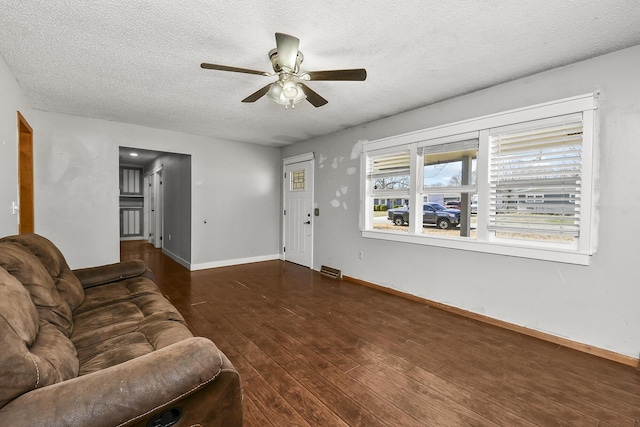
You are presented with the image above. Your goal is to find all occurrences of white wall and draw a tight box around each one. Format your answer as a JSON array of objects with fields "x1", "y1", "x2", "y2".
[
  {"x1": 283, "y1": 45, "x2": 640, "y2": 359},
  {"x1": 23, "y1": 111, "x2": 282, "y2": 270},
  {"x1": 0, "y1": 55, "x2": 32, "y2": 237}
]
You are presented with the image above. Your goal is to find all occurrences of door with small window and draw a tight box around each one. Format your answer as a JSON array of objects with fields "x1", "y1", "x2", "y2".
[{"x1": 283, "y1": 156, "x2": 314, "y2": 268}]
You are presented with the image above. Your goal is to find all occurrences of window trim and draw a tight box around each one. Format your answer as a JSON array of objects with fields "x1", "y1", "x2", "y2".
[{"x1": 360, "y1": 93, "x2": 597, "y2": 265}]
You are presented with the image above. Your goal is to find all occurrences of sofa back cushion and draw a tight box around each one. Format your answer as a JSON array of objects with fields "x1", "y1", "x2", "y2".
[
  {"x1": 0, "y1": 242, "x2": 74, "y2": 337},
  {"x1": 0, "y1": 234, "x2": 84, "y2": 312},
  {"x1": 0, "y1": 267, "x2": 78, "y2": 409}
]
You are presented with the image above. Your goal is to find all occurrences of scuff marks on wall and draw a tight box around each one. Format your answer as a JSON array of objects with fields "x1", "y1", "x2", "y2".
[
  {"x1": 330, "y1": 185, "x2": 349, "y2": 210},
  {"x1": 331, "y1": 156, "x2": 344, "y2": 169},
  {"x1": 351, "y1": 140, "x2": 366, "y2": 160},
  {"x1": 324, "y1": 139, "x2": 368, "y2": 211},
  {"x1": 318, "y1": 153, "x2": 328, "y2": 168}
]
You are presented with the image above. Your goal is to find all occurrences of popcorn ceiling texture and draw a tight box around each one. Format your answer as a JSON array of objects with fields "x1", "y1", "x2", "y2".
[{"x1": 0, "y1": 0, "x2": 639, "y2": 147}]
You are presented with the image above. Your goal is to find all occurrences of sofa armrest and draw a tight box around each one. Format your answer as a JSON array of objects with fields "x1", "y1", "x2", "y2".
[
  {"x1": 73, "y1": 260, "x2": 154, "y2": 288},
  {"x1": 0, "y1": 337, "x2": 242, "y2": 427}
]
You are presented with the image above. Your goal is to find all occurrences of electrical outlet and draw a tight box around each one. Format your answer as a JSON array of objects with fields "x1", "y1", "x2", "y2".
[{"x1": 359, "y1": 251, "x2": 364, "y2": 259}]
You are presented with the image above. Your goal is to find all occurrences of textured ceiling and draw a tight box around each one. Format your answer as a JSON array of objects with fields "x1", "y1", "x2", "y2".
[{"x1": 1, "y1": 1, "x2": 640, "y2": 147}]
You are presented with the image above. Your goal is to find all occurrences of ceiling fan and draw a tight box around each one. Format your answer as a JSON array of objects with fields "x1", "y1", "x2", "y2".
[{"x1": 200, "y1": 32, "x2": 367, "y2": 109}]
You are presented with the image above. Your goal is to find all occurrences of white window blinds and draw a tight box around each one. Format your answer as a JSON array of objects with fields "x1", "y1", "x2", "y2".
[
  {"x1": 488, "y1": 114, "x2": 583, "y2": 237},
  {"x1": 368, "y1": 150, "x2": 411, "y2": 195}
]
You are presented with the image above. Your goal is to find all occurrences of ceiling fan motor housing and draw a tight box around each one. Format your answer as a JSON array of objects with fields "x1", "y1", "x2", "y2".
[{"x1": 268, "y1": 48, "x2": 304, "y2": 74}]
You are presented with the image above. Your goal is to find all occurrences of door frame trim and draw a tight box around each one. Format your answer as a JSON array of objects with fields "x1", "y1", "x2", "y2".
[
  {"x1": 282, "y1": 152, "x2": 315, "y2": 268},
  {"x1": 283, "y1": 152, "x2": 314, "y2": 165},
  {"x1": 17, "y1": 111, "x2": 34, "y2": 234},
  {"x1": 145, "y1": 166, "x2": 164, "y2": 249}
]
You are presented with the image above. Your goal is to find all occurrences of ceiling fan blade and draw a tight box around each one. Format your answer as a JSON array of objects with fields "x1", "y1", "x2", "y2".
[
  {"x1": 201, "y1": 63, "x2": 269, "y2": 76},
  {"x1": 306, "y1": 69, "x2": 367, "y2": 81},
  {"x1": 241, "y1": 83, "x2": 273, "y2": 103},
  {"x1": 275, "y1": 33, "x2": 300, "y2": 71},
  {"x1": 299, "y1": 83, "x2": 328, "y2": 107}
]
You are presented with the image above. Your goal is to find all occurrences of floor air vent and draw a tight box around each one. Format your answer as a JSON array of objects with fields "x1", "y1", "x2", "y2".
[{"x1": 320, "y1": 265, "x2": 342, "y2": 279}]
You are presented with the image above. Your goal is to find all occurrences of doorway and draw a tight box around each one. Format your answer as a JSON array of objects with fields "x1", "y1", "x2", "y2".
[
  {"x1": 119, "y1": 147, "x2": 191, "y2": 266},
  {"x1": 18, "y1": 112, "x2": 34, "y2": 234},
  {"x1": 283, "y1": 153, "x2": 314, "y2": 268},
  {"x1": 147, "y1": 167, "x2": 163, "y2": 249}
]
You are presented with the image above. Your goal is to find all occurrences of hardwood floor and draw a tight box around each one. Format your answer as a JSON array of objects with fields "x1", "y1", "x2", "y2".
[{"x1": 121, "y1": 241, "x2": 640, "y2": 426}]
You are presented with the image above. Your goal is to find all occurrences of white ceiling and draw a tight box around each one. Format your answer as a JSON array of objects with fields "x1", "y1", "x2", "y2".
[{"x1": 1, "y1": 1, "x2": 640, "y2": 147}]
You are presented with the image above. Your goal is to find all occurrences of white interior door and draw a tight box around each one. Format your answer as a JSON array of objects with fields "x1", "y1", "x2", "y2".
[
  {"x1": 283, "y1": 157, "x2": 314, "y2": 268},
  {"x1": 148, "y1": 174, "x2": 156, "y2": 245},
  {"x1": 146, "y1": 168, "x2": 163, "y2": 248},
  {"x1": 154, "y1": 171, "x2": 163, "y2": 249}
]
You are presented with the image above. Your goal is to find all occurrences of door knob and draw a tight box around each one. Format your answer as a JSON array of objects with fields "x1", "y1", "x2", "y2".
[{"x1": 304, "y1": 221, "x2": 311, "y2": 224}]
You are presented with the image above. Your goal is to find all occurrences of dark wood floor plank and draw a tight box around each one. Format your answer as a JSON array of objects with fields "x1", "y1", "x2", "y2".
[
  {"x1": 401, "y1": 364, "x2": 538, "y2": 427},
  {"x1": 121, "y1": 241, "x2": 640, "y2": 427},
  {"x1": 435, "y1": 362, "x2": 600, "y2": 427},
  {"x1": 290, "y1": 345, "x2": 427, "y2": 427},
  {"x1": 221, "y1": 307, "x2": 425, "y2": 426},
  {"x1": 243, "y1": 376, "x2": 312, "y2": 427},
  {"x1": 252, "y1": 360, "x2": 350, "y2": 427},
  {"x1": 348, "y1": 364, "x2": 499, "y2": 426},
  {"x1": 242, "y1": 394, "x2": 275, "y2": 427},
  {"x1": 215, "y1": 284, "x2": 364, "y2": 373},
  {"x1": 442, "y1": 335, "x2": 638, "y2": 424},
  {"x1": 281, "y1": 358, "x2": 388, "y2": 427}
]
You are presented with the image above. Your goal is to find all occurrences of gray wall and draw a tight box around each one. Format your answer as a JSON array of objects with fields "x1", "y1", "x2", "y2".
[
  {"x1": 145, "y1": 153, "x2": 192, "y2": 265},
  {"x1": 282, "y1": 45, "x2": 640, "y2": 359},
  {"x1": 0, "y1": 53, "x2": 282, "y2": 269},
  {"x1": 3, "y1": 43, "x2": 640, "y2": 360},
  {"x1": 24, "y1": 110, "x2": 283, "y2": 269}
]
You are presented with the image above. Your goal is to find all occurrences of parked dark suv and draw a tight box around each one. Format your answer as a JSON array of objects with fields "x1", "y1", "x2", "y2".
[{"x1": 387, "y1": 203, "x2": 461, "y2": 230}]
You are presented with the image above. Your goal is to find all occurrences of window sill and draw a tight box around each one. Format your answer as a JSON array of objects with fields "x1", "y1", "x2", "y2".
[{"x1": 361, "y1": 230, "x2": 591, "y2": 265}]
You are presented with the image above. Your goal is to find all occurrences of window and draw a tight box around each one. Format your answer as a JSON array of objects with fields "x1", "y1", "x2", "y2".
[
  {"x1": 290, "y1": 169, "x2": 306, "y2": 191},
  {"x1": 421, "y1": 138, "x2": 478, "y2": 237},
  {"x1": 361, "y1": 94, "x2": 596, "y2": 264},
  {"x1": 488, "y1": 115, "x2": 583, "y2": 245},
  {"x1": 368, "y1": 149, "x2": 411, "y2": 232}
]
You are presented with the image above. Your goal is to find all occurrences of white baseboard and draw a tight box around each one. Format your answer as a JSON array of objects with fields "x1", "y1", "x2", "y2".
[
  {"x1": 162, "y1": 248, "x2": 191, "y2": 269},
  {"x1": 190, "y1": 254, "x2": 280, "y2": 271}
]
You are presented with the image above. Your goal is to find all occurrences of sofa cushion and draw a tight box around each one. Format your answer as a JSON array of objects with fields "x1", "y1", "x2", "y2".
[
  {"x1": 76, "y1": 319, "x2": 193, "y2": 375},
  {"x1": 0, "y1": 267, "x2": 78, "y2": 409},
  {"x1": 0, "y1": 234, "x2": 84, "y2": 311},
  {"x1": 71, "y1": 280, "x2": 190, "y2": 376},
  {"x1": 71, "y1": 291, "x2": 185, "y2": 347},
  {"x1": 73, "y1": 275, "x2": 165, "y2": 314},
  {"x1": 0, "y1": 242, "x2": 74, "y2": 337}
]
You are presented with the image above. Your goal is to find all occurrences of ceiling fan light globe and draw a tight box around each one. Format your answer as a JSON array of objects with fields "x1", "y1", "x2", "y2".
[
  {"x1": 267, "y1": 81, "x2": 283, "y2": 101},
  {"x1": 267, "y1": 80, "x2": 306, "y2": 107},
  {"x1": 291, "y1": 84, "x2": 307, "y2": 104},
  {"x1": 282, "y1": 80, "x2": 299, "y2": 98}
]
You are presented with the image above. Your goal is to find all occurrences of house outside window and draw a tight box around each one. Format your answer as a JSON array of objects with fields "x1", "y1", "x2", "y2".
[{"x1": 361, "y1": 94, "x2": 596, "y2": 265}]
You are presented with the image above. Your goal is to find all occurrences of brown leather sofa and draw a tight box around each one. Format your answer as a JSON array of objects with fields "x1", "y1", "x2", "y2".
[{"x1": 0, "y1": 233, "x2": 243, "y2": 427}]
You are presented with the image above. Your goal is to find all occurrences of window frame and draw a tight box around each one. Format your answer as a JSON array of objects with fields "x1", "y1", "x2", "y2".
[{"x1": 360, "y1": 93, "x2": 597, "y2": 265}]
